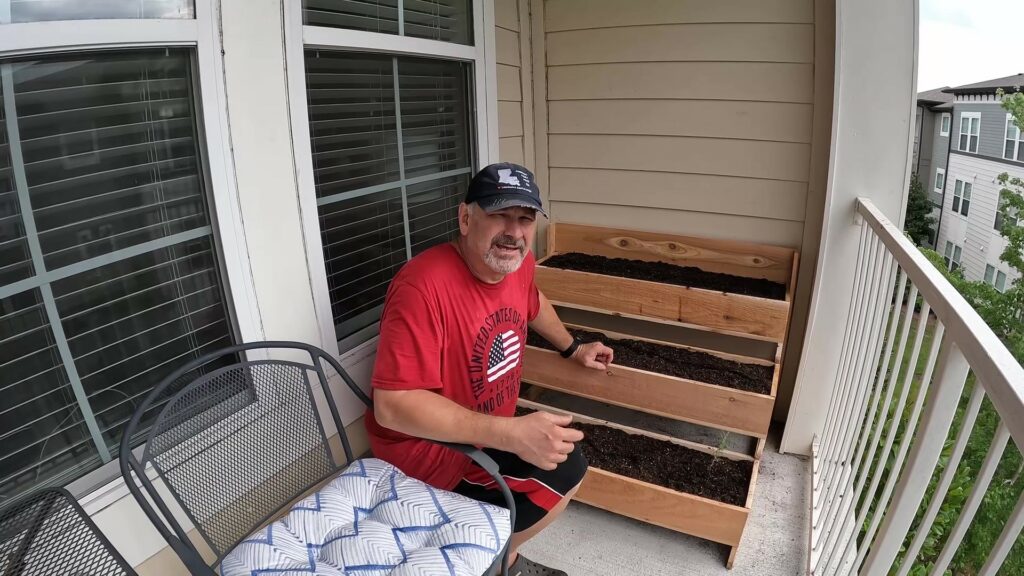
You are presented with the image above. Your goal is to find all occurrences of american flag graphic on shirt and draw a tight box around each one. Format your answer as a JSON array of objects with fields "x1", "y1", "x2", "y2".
[{"x1": 487, "y1": 330, "x2": 521, "y2": 382}]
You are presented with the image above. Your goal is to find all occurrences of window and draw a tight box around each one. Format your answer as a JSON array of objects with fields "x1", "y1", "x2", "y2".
[
  {"x1": 985, "y1": 264, "x2": 996, "y2": 284},
  {"x1": 935, "y1": 167, "x2": 945, "y2": 192},
  {"x1": 291, "y1": 0, "x2": 489, "y2": 351},
  {"x1": 1004, "y1": 114, "x2": 1024, "y2": 162},
  {"x1": 0, "y1": 49, "x2": 238, "y2": 503},
  {"x1": 940, "y1": 113, "x2": 951, "y2": 137},
  {"x1": 959, "y1": 112, "x2": 981, "y2": 153},
  {"x1": 952, "y1": 180, "x2": 972, "y2": 217},
  {"x1": 302, "y1": 0, "x2": 473, "y2": 45},
  {"x1": 943, "y1": 241, "x2": 962, "y2": 271},
  {"x1": 3, "y1": 0, "x2": 194, "y2": 23},
  {"x1": 995, "y1": 194, "x2": 1019, "y2": 232},
  {"x1": 996, "y1": 270, "x2": 1007, "y2": 292}
]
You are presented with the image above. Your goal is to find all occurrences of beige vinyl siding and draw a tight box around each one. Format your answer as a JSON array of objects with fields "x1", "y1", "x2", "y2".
[
  {"x1": 543, "y1": 0, "x2": 814, "y2": 244},
  {"x1": 496, "y1": 0, "x2": 528, "y2": 168}
]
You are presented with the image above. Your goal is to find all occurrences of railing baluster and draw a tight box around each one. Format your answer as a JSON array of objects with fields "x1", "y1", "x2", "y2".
[
  {"x1": 977, "y1": 485, "x2": 1024, "y2": 576},
  {"x1": 860, "y1": 340, "x2": 971, "y2": 575},
  {"x1": 929, "y1": 420, "x2": 1011, "y2": 575},
  {"x1": 816, "y1": 253, "x2": 900, "y2": 574},
  {"x1": 895, "y1": 384, "x2": 986, "y2": 576},
  {"x1": 816, "y1": 224, "x2": 873, "y2": 485},
  {"x1": 816, "y1": 234, "x2": 885, "y2": 527},
  {"x1": 819, "y1": 271, "x2": 911, "y2": 574}
]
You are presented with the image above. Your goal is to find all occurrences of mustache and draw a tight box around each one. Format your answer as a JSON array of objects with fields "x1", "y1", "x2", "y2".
[{"x1": 491, "y1": 235, "x2": 526, "y2": 252}]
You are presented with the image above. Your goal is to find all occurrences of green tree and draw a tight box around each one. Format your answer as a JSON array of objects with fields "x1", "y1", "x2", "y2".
[{"x1": 905, "y1": 172, "x2": 936, "y2": 246}]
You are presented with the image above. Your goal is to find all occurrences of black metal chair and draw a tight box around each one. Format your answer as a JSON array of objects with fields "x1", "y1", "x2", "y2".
[
  {"x1": 119, "y1": 341, "x2": 515, "y2": 576},
  {"x1": 0, "y1": 486, "x2": 136, "y2": 576}
]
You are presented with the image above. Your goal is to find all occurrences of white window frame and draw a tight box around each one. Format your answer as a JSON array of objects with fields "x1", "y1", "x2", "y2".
[
  {"x1": 940, "y1": 112, "x2": 951, "y2": 137},
  {"x1": 985, "y1": 264, "x2": 996, "y2": 285},
  {"x1": 1004, "y1": 113, "x2": 1024, "y2": 161},
  {"x1": 996, "y1": 270, "x2": 1007, "y2": 292},
  {"x1": 952, "y1": 179, "x2": 971, "y2": 217},
  {"x1": 0, "y1": 1, "x2": 264, "y2": 497},
  {"x1": 283, "y1": 0, "x2": 499, "y2": 357},
  {"x1": 959, "y1": 112, "x2": 981, "y2": 153},
  {"x1": 934, "y1": 167, "x2": 945, "y2": 192}
]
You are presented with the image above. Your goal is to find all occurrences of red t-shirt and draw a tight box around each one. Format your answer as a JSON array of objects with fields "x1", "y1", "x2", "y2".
[{"x1": 364, "y1": 243, "x2": 540, "y2": 490}]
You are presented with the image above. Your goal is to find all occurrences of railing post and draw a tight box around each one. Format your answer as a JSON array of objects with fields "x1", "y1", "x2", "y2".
[{"x1": 860, "y1": 341, "x2": 970, "y2": 575}]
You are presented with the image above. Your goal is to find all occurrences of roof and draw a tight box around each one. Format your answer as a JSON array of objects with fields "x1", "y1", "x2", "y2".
[
  {"x1": 943, "y1": 74, "x2": 1024, "y2": 95},
  {"x1": 917, "y1": 86, "x2": 954, "y2": 105}
]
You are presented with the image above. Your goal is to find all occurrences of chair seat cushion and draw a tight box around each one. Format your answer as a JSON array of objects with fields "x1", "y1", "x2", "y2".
[{"x1": 221, "y1": 458, "x2": 511, "y2": 576}]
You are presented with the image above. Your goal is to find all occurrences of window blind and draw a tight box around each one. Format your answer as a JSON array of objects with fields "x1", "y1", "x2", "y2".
[
  {"x1": 302, "y1": 0, "x2": 472, "y2": 46},
  {"x1": 304, "y1": 50, "x2": 473, "y2": 344},
  {"x1": 0, "y1": 49, "x2": 236, "y2": 503},
  {"x1": 7, "y1": 0, "x2": 194, "y2": 23}
]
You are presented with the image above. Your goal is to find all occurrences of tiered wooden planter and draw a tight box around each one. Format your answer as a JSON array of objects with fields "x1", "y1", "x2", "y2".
[{"x1": 523, "y1": 222, "x2": 799, "y2": 568}]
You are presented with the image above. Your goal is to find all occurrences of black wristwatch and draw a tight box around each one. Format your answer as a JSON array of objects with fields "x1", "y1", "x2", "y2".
[{"x1": 559, "y1": 336, "x2": 581, "y2": 359}]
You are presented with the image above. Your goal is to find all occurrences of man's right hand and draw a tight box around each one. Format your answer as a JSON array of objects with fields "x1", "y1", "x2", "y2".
[{"x1": 504, "y1": 412, "x2": 584, "y2": 470}]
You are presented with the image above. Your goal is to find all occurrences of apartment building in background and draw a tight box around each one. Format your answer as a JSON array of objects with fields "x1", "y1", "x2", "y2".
[{"x1": 916, "y1": 74, "x2": 1024, "y2": 291}]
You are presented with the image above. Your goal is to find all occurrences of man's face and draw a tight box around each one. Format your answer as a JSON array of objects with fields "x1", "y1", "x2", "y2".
[{"x1": 458, "y1": 203, "x2": 538, "y2": 276}]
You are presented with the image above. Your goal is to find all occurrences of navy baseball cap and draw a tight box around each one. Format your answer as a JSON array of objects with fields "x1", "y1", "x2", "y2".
[{"x1": 464, "y1": 163, "x2": 547, "y2": 217}]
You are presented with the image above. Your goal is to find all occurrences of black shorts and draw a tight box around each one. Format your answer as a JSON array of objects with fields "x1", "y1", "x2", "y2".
[{"x1": 452, "y1": 446, "x2": 587, "y2": 533}]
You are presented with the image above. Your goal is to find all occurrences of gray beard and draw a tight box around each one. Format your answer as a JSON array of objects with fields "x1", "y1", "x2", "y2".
[{"x1": 483, "y1": 247, "x2": 525, "y2": 275}]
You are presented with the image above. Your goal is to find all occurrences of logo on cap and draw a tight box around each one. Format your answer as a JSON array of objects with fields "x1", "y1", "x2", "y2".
[{"x1": 497, "y1": 169, "x2": 521, "y2": 187}]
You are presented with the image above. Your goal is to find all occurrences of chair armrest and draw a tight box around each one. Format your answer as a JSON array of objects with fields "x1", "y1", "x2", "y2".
[{"x1": 438, "y1": 442, "x2": 515, "y2": 576}]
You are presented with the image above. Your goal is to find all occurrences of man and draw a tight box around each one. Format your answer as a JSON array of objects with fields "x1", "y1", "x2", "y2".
[{"x1": 365, "y1": 163, "x2": 614, "y2": 576}]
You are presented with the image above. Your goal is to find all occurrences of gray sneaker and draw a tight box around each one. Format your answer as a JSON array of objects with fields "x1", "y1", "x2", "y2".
[{"x1": 508, "y1": 554, "x2": 568, "y2": 576}]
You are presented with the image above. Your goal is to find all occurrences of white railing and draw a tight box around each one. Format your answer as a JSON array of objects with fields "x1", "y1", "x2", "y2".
[{"x1": 810, "y1": 198, "x2": 1024, "y2": 576}]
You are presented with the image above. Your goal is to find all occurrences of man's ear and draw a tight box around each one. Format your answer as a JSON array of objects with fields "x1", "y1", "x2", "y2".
[{"x1": 458, "y1": 202, "x2": 471, "y2": 235}]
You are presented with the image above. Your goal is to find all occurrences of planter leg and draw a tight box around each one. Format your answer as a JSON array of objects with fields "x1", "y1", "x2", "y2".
[{"x1": 727, "y1": 545, "x2": 739, "y2": 569}]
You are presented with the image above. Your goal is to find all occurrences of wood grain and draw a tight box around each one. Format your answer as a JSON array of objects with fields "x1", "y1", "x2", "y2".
[
  {"x1": 522, "y1": 346, "x2": 775, "y2": 438},
  {"x1": 548, "y1": 222, "x2": 795, "y2": 283}
]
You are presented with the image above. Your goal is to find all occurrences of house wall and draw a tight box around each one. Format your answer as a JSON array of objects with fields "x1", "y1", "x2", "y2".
[
  {"x1": 929, "y1": 110, "x2": 951, "y2": 207},
  {"x1": 953, "y1": 102, "x2": 1014, "y2": 160},
  {"x1": 939, "y1": 152, "x2": 1022, "y2": 286},
  {"x1": 530, "y1": 0, "x2": 832, "y2": 420}
]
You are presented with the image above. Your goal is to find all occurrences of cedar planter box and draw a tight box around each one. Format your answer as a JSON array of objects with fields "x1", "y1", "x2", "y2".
[
  {"x1": 535, "y1": 223, "x2": 799, "y2": 343},
  {"x1": 523, "y1": 324, "x2": 782, "y2": 439},
  {"x1": 518, "y1": 400, "x2": 761, "y2": 569}
]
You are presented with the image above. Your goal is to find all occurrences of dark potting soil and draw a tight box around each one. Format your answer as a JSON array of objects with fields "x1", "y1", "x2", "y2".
[
  {"x1": 515, "y1": 406, "x2": 753, "y2": 506},
  {"x1": 526, "y1": 327, "x2": 774, "y2": 395},
  {"x1": 542, "y1": 252, "x2": 787, "y2": 300}
]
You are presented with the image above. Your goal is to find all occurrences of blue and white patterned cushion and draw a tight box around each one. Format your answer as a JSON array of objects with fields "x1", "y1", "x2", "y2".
[{"x1": 220, "y1": 458, "x2": 511, "y2": 576}]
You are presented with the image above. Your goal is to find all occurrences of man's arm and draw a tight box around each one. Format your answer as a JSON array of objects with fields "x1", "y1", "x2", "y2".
[
  {"x1": 528, "y1": 290, "x2": 614, "y2": 369},
  {"x1": 374, "y1": 388, "x2": 582, "y2": 471}
]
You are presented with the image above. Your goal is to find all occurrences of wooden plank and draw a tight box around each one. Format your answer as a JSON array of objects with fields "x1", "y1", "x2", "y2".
[
  {"x1": 499, "y1": 136, "x2": 524, "y2": 164},
  {"x1": 545, "y1": 0, "x2": 814, "y2": 31},
  {"x1": 522, "y1": 346, "x2": 775, "y2": 437},
  {"x1": 565, "y1": 322, "x2": 775, "y2": 367},
  {"x1": 547, "y1": 201, "x2": 806, "y2": 248},
  {"x1": 547, "y1": 24, "x2": 813, "y2": 66},
  {"x1": 549, "y1": 100, "x2": 813, "y2": 144},
  {"x1": 535, "y1": 266, "x2": 791, "y2": 342},
  {"x1": 494, "y1": 0, "x2": 518, "y2": 31},
  {"x1": 498, "y1": 101, "x2": 523, "y2": 138},
  {"x1": 548, "y1": 168, "x2": 808, "y2": 223},
  {"x1": 547, "y1": 222, "x2": 796, "y2": 284},
  {"x1": 548, "y1": 62, "x2": 814, "y2": 104},
  {"x1": 549, "y1": 134, "x2": 811, "y2": 183},
  {"x1": 516, "y1": 398, "x2": 755, "y2": 462},
  {"x1": 496, "y1": 27, "x2": 520, "y2": 66},
  {"x1": 497, "y1": 64, "x2": 521, "y2": 101},
  {"x1": 576, "y1": 468, "x2": 749, "y2": 547}
]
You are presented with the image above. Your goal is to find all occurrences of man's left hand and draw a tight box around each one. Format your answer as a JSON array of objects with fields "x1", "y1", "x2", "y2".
[{"x1": 572, "y1": 341, "x2": 614, "y2": 370}]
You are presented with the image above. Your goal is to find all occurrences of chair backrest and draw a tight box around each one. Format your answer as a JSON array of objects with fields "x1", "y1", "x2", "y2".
[
  {"x1": 119, "y1": 341, "x2": 370, "y2": 566},
  {"x1": 0, "y1": 487, "x2": 135, "y2": 576}
]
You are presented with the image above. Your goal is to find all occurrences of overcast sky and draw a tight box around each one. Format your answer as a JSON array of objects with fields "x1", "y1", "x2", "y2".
[{"x1": 918, "y1": 0, "x2": 1024, "y2": 92}]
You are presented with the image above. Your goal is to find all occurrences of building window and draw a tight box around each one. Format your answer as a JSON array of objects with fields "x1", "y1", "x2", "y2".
[
  {"x1": 292, "y1": 0, "x2": 487, "y2": 351},
  {"x1": 985, "y1": 264, "x2": 996, "y2": 284},
  {"x1": 944, "y1": 241, "x2": 962, "y2": 272},
  {"x1": 3, "y1": 0, "x2": 194, "y2": 23},
  {"x1": 959, "y1": 112, "x2": 981, "y2": 153},
  {"x1": 952, "y1": 180, "x2": 972, "y2": 217},
  {"x1": 996, "y1": 270, "x2": 1007, "y2": 292},
  {"x1": 935, "y1": 167, "x2": 945, "y2": 192},
  {"x1": 0, "y1": 50, "x2": 237, "y2": 502},
  {"x1": 1004, "y1": 114, "x2": 1024, "y2": 162},
  {"x1": 995, "y1": 194, "x2": 1019, "y2": 232},
  {"x1": 302, "y1": 0, "x2": 473, "y2": 45},
  {"x1": 940, "y1": 113, "x2": 951, "y2": 137}
]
